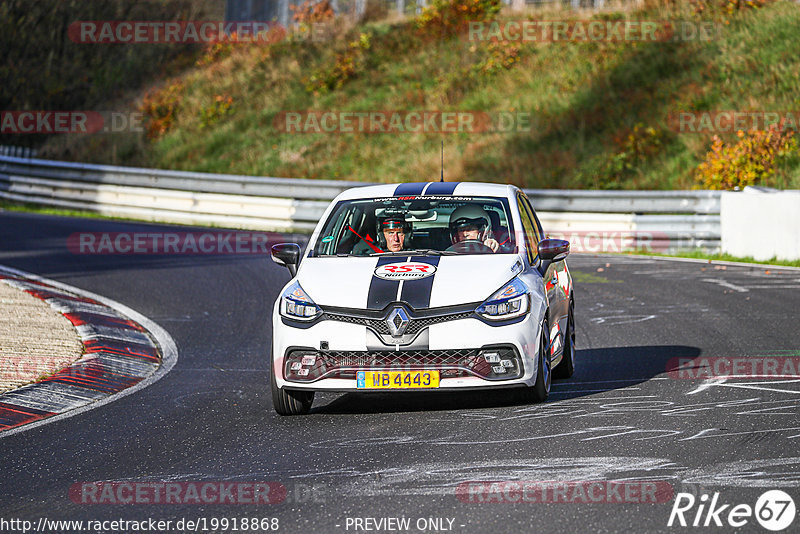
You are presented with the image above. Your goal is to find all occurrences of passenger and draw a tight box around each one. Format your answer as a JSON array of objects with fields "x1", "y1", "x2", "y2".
[{"x1": 448, "y1": 205, "x2": 499, "y2": 252}]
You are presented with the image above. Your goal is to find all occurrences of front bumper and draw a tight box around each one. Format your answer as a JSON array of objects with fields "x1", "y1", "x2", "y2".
[{"x1": 271, "y1": 306, "x2": 541, "y2": 391}]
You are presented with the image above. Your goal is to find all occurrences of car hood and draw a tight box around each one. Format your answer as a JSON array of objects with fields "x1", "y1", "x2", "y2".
[{"x1": 296, "y1": 255, "x2": 522, "y2": 310}]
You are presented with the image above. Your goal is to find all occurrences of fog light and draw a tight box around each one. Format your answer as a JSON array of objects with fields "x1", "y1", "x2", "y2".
[
  {"x1": 301, "y1": 355, "x2": 317, "y2": 366},
  {"x1": 492, "y1": 365, "x2": 506, "y2": 374},
  {"x1": 501, "y1": 359, "x2": 513, "y2": 368},
  {"x1": 483, "y1": 352, "x2": 500, "y2": 363}
]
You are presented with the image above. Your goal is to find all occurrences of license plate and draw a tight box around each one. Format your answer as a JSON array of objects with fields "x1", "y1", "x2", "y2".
[{"x1": 356, "y1": 370, "x2": 440, "y2": 389}]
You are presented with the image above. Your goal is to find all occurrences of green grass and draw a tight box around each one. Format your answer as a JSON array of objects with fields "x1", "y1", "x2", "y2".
[
  {"x1": 612, "y1": 248, "x2": 800, "y2": 268},
  {"x1": 40, "y1": 0, "x2": 800, "y2": 189},
  {"x1": 0, "y1": 200, "x2": 111, "y2": 220}
]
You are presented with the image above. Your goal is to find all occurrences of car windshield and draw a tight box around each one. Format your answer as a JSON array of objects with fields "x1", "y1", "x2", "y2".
[{"x1": 310, "y1": 195, "x2": 516, "y2": 257}]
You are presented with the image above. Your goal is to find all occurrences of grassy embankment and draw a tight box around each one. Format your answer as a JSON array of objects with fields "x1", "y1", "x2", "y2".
[{"x1": 36, "y1": 0, "x2": 800, "y2": 189}]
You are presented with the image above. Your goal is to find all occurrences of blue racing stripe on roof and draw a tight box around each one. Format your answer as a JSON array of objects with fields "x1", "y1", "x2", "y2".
[
  {"x1": 394, "y1": 183, "x2": 427, "y2": 196},
  {"x1": 424, "y1": 181, "x2": 460, "y2": 195}
]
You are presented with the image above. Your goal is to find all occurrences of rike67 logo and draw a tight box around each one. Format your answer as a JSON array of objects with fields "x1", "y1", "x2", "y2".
[{"x1": 668, "y1": 490, "x2": 796, "y2": 531}]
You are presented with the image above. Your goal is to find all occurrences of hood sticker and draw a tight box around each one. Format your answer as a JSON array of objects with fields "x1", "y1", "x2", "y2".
[{"x1": 374, "y1": 262, "x2": 437, "y2": 280}]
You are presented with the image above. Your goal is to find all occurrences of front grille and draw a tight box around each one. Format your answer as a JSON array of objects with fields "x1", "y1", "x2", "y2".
[
  {"x1": 323, "y1": 311, "x2": 474, "y2": 336},
  {"x1": 323, "y1": 313, "x2": 390, "y2": 334},
  {"x1": 284, "y1": 346, "x2": 522, "y2": 383},
  {"x1": 322, "y1": 348, "x2": 479, "y2": 368},
  {"x1": 405, "y1": 312, "x2": 473, "y2": 334}
]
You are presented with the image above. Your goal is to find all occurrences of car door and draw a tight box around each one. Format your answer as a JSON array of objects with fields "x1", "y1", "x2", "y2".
[{"x1": 517, "y1": 193, "x2": 570, "y2": 360}]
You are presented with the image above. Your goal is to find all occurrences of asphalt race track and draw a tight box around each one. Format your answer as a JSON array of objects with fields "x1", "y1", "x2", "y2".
[{"x1": 1, "y1": 210, "x2": 799, "y2": 533}]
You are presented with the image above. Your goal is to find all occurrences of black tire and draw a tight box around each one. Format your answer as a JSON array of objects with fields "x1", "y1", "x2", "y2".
[
  {"x1": 553, "y1": 298, "x2": 575, "y2": 379},
  {"x1": 271, "y1": 364, "x2": 314, "y2": 416},
  {"x1": 516, "y1": 318, "x2": 551, "y2": 403}
]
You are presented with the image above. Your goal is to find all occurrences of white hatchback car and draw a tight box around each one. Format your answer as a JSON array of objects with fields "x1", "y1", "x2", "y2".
[{"x1": 270, "y1": 181, "x2": 574, "y2": 415}]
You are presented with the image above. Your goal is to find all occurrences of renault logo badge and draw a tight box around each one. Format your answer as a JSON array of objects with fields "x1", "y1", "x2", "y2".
[{"x1": 386, "y1": 307, "x2": 410, "y2": 337}]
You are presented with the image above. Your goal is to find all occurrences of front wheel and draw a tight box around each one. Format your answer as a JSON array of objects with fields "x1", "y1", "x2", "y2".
[
  {"x1": 271, "y1": 363, "x2": 314, "y2": 416},
  {"x1": 516, "y1": 318, "x2": 551, "y2": 403}
]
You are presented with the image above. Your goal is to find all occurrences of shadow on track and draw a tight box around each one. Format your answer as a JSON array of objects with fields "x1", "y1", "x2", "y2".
[{"x1": 309, "y1": 344, "x2": 701, "y2": 415}]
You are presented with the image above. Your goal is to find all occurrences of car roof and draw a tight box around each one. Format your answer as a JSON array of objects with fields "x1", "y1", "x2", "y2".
[{"x1": 335, "y1": 182, "x2": 519, "y2": 201}]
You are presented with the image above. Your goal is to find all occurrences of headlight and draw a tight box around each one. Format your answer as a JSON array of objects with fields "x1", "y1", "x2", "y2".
[
  {"x1": 476, "y1": 277, "x2": 530, "y2": 320},
  {"x1": 280, "y1": 281, "x2": 321, "y2": 321}
]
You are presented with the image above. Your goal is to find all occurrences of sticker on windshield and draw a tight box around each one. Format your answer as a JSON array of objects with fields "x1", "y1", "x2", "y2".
[
  {"x1": 374, "y1": 262, "x2": 437, "y2": 280},
  {"x1": 321, "y1": 236, "x2": 334, "y2": 243}
]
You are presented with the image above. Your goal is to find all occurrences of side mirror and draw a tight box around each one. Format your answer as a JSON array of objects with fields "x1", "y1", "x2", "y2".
[
  {"x1": 537, "y1": 238, "x2": 570, "y2": 275},
  {"x1": 271, "y1": 243, "x2": 301, "y2": 277}
]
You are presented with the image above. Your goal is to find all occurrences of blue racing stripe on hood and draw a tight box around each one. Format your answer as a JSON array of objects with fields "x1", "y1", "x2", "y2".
[
  {"x1": 400, "y1": 256, "x2": 440, "y2": 309},
  {"x1": 424, "y1": 181, "x2": 460, "y2": 195},
  {"x1": 367, "y1": 256, "x2": 404, "y2": 310}
]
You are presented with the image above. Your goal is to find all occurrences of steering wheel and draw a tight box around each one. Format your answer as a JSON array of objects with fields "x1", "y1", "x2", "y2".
[{"x1": 445, "y1": 239, "x2": 493, "y2": 254}]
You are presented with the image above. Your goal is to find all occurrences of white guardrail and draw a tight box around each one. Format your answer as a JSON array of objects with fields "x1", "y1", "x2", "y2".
[{"x1": 0, "y1": 154, "x2": 722, "y2": 253}]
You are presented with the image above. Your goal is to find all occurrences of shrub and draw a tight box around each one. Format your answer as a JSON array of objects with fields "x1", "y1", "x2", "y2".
[
  {"x1": 594, "y1": 124, "x2": 664, "y2": 189},
  {"x1": 291, "y1": 0, "x2": 335, "y2": 24},
  {"x1": 472, "y1": 41, "x2": 521, "y2": 76},
  {"x1": 199, "y1": 95, "x2": 234, "y2": 128},
  {"x1": 305, "y1": 32, "x2": 371, "y2": 93},
  {"x1": 688, "y1": 0, "x2": 773, "y2": 16},
  {"x1": 695, "y1": 121, "x2": 797, "y2": 189},
  {"x1": 416, "y1": 0, "x2": 501, "y2": 39},
  {"x1": 140, "y1": 80, "x2": 185, "y2": 139},
  {"x1": 196, "y1": 41, "x2": 235, "y2": 66},
  {"x1": 196, "y1": 28, "x2": 289, "y2": 67}
]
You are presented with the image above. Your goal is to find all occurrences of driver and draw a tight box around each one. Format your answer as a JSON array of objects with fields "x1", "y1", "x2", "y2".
[
  {"x1": 449, "y1": 205, "x2": 499, "y2": 252},
  {"x1": 376, "y1": 215, "x2": 411, "y2": 252}
]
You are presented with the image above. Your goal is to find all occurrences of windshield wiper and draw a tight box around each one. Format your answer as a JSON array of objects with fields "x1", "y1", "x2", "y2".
[{"x1": 371, "y1": 249, "x2": 459, "y2": 256}]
